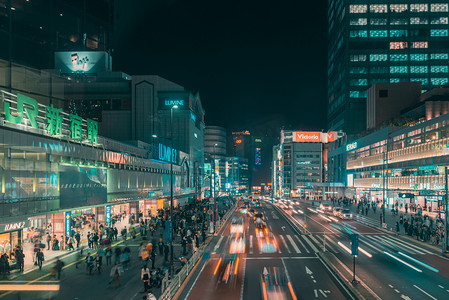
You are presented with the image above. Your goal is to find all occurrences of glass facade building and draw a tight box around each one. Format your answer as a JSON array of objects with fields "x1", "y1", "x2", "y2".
[{"x1": 328, "y1": 1, "x2": 449, "y2": 135}]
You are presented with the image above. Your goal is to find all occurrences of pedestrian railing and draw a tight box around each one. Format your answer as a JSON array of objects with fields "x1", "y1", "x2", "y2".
[
  {"x1": 159, "y1": 248, "x2": 203, "y2": 300},
  {"x1": 214, "y1": 202, "x2": 237, "y2": 235}
]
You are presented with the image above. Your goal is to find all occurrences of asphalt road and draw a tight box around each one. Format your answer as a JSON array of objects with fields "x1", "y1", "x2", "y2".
[
  {"x1": 179, "y1": 200, "x2": 352, "y2": 300},
  {"x1": 277, "y1": 199, "x2": 449, "y2": 300}
]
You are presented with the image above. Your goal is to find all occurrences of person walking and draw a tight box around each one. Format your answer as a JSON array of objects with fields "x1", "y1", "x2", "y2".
[
  {"x1": 67, "y1": 236, "x2": 75, "y2": 251},
  {"x1": 85, "y1": 253, "x2": 94, "y2": 275},
  {"x1": 36, "y1": 249, "x2": 45, "y2": 270},
  {"x1": 55, "y1": 258, "x2": 64, "y2": 279},
  {"x1": 164, "y1": 243, "x2": 169, "y2": 262},
  {"x1": 16, "y1": 249, "x2": 25, "y2": 272},
  {"x1": 115, "y1": 246, "x2": 122, "y2": 265},
  {"x1": 109, "y1": 263, "x2": 122, "y2": 288},
  {"x1": 105, "y1": 245, "x2": 112, "y2": 266},
  {"x1": 75, "y1": 232, "x2": 81, "y2": 248},
  {"x1": 95, "y1": 253, "x2": 102, "y2": 274},
  {"x1": 46, "y1": 233, "x2": 52, "y2": 250},
  {"x1": 158, "y1": 239, "x2": 164, "y2": 256},
  {"x1": 141, "y1": 266, "x2": 151, "y2": 293},
  {"x1": 150, "y1": 250, "x2": 156, "y2": 269}
]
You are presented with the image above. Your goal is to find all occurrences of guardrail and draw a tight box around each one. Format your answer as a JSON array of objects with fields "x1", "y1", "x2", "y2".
[
  {"x1": 214, "y1": 202, "x2": 237, "y2": 235},
  {"x1": 159, "y1": 248, "x2": 203, "y2": 300}
]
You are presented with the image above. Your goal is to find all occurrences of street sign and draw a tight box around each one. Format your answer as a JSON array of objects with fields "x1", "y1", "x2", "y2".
[
  {"x1": 208, "y1": 209, "x2": 213, "y2": 215},
  {"x1": 210, "y1": 198, "x2": 214, "y2": 204},
  {"x1": 165, "y1": 221, "x2": 173, "y2": 242},
  {"x1": 351, "y1": 234, "x2": 359, "y2": 256}
]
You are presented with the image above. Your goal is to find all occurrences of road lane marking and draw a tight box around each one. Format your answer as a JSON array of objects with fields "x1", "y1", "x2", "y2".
[
  {"x1": 244, "y1": 256, "x2": 318, "y2": 260},
  {"x1": 314, "y1": 289, "x2": 318, "y2": 297},
  {"x1": 185, "y1": 262, "x2": 206, "y2": 300},
  {"x1": 294, "y1": 235, "x2": 310, "y2": 253},
  {"x1": 413, "y1": 285, "x2": 437, "y2": 300},
  {"x1": 379, "y1": 235, "x2": 424, "y2": 254},
  {"x1": 280, "y1": 235, "x2": 291, "y2": 253},
  {"x1": 240, "y1": 259, "x2": 247, "y2": 300},
  {"x1": 249, "y1": 235, "x2": 253, "y2": 254},
  {"x1": 308, "y1": 234, "x2": 323, "y2": 249},
  {"x1": 212, "y1": 236, "x2": 224, "y2": 254},
  {"x1": 287, "y1": 235, "x2": 301, "y2": 253},
  {"x1": 319, "y1": 289, "x2": 328, "y2": 297},
  {"x1": 320, "y1": 234, "x2": 339, "y2": 253},
  {"x1": 301, "y1": 235, "x2": 320, "y2": 253},
  {"x1": 359, "y1": 236, "x2": 384, "y2": 253},
  {"x1": 386, "y1": 235, "x2": 432, "y2": 254}
]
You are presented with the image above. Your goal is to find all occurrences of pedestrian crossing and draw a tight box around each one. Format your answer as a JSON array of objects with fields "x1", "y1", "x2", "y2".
[{"x1": 212, "y1": 231, "x2": 433, "y2": 257}]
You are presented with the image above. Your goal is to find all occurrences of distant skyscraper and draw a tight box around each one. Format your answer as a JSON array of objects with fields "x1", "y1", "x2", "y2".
[{"x1": 328, "y1": 1, "x2": 449, "y2": 135}]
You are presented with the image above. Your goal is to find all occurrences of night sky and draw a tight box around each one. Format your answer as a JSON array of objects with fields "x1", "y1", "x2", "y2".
[{"x1": 114, "y1": 0, "x2": 328, "y2": 132}]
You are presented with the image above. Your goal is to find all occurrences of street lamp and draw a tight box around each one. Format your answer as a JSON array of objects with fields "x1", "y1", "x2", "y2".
[
  {"x1": 169, "y1": 104, "x2": 178, "y2": 275},
  {"x1": 213, "y1": 143, "x2": 218, "y2": 198}
]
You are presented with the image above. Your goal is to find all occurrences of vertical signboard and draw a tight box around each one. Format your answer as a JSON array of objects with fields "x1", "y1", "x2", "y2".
[
  {"x1": 351, "y1": 234, "x2": 359, "y2": 256},
  {"x1": 65, "y1": 212, "x2": 71, "y2": 237},
  {"x1": 106, "y1": 205, "x2": 111, "y2": 227},
  {"x1": 165, "y1": 220, "x2": 173, "y2": 242}
]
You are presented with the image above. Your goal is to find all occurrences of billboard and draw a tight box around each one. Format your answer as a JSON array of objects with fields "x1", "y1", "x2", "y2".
[
  {"x1": 55, "y1": 51, "x2": 112, "y2": 74},
  {"x1": 59, "y1": 165, "x2": 107, "y2": 209},
  {"x1": 294, "y1": 132, "x2": 321, "y2": 142}
]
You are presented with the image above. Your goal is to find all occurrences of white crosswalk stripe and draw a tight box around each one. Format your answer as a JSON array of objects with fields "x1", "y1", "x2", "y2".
[
  {"x1": 359, "y1": 236, "x2": 384, "y2": 253},
  {"x1": 249, "y1": 235, "x2": 253, "y2": 254},
  {"x1": 302, "y1": 235, "x2": 320, "y2": 253},
  {"x1": 385, "y1": 235, "x2": 433, "y2": 254},
  {"x1": 294, "y1": 235, "x2": 310, "y2": 254},
  {"x1": 279, "y1": 235, "x2": 291, "y2": 253},
  {"x1": 286, "y1": 235, "x2": 301, "y2": 253},
  {"x1": 322, "y1": 235, "x2": 339, "y2": 253}
]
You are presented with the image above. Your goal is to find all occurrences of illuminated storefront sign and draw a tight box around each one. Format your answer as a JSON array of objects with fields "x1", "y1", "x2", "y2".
[
  {"x1": 106, "y1": 206, "x2": 111, "y2": 227},
  {"x1": 65, "y1": 211, "x2": 71, "y2": 237},
  {"x1": 164, "y1": 99, "x2": 184, "y2": 106},
  {"x1": 294, "y1": 132, "x2": 321, "y2": 142},
  {"x1": 156, "y1": 144, "x2": 178, "y2": 164},
  {"x1": 2, "y1": 92, "x2": 98, "y2": 144},
  {"x1": 371, "y1": 183, "x2": 381, "y2": 188},
  {"x1": 2, "y1": 221, "x2": 26, "y2": 232},
  {"x1": 346, "y1": 142, "x2": 358, "y2": 152}
]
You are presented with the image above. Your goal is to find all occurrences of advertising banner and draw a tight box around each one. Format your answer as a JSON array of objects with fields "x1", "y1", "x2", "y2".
[
  {"x1": 55, "y1": 51, "x2": 112, "y2": 74},
  {"x1": 65, "y1": 212, "x2": 71, "y2": 237},
  {"x1": 60, "y1": 165, "x2": 107, "y2": 209},
  {"x1": 106, "y1": 205, "x2": 111, "y2": 227},
  {"x1": 294, "y1": 132, "x2": 322, "y2": 143}
]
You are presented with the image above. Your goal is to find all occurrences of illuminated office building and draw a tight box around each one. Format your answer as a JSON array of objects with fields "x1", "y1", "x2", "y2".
[{"x1": 328, "y1": 1, "x2": 449, "y2": 135}]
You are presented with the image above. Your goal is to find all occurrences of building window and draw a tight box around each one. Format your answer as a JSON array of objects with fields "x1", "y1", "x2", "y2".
[
  {"x1": 390, "y1": 66, "x2": 408, "y2": 73},
  {"x1": 350, "y1": 5, "x2": 367, "y2": 13},
  {"x1": 350, "y1": 18, "x2": 367, "y2": 26},
  {"x1": 431, "y1": 53, "x2": 449, "y2": 60},
  {"x1": 410, "y1": 4, "x2": 428, "y2": 12},
  {"x1": 371, "y1": 66, "x2": 389, "y2": 73},
  {"x1": 431, "y1": 78, "x2": 449, "y2": 85},
  {"x1": 370, "y1": 54, "x2": 388, "y2": 62},
  {"x1": 431, "y1": 3, "x2": 449, "y2": 12},
  {"x1": 350, "y1": 67, "x2": 367, "y2": 74},
  {"x1": 371, "y1": 18, "x2": 387, "y2": 25},
  {"x1": 350, "y1": 54, "x2": 367, "y2": 62},
  {"x1": 350, "y1": 30, "x2": 368, "y2": 38},
  {"x1": 370, "y1": 4, "x2": 387, "y2": 13},
  {"x1": 410, "y1": 17, "x2": 428, "y2": 25},
  {"x1": 379, "y1": 90, "x2": 388, "y2": 97},
  {"x1": 390, "y1": 4, "x2": 408, "y2": 13},
  {"x1": 370, "y1": 30, "x2": 388, "y2": 37},
  {"x1": 390, "y1": 42, "x2": 408, "y2": 49},
  {"x1": 431, "y1": 17, "x2": 448, "y2": 24},
  {"x1": 411, "y1": 78, "x2": 429, "y2": 85},
  {"x1": 410, "y1": 66, "x2": 428, "y2": 73},
  {"x1": 411, "y1": 42, "x2": 428, "y2": 49},
  {"x1": 390, "y1": 30, "x2": 408, "y2": 37},
  {"x1": 350, "y1": 78, "x2": 368, "y2": 86},
  {"x1": 431, "y1": 29, "x2": 449, "y2": 36},
  {"x1": 391, "y1": 18, "x2": 408, "y2": 25},
  {"x1": 410, "y1": 54, "x2": 428, "y2": 61},
  {"x1": 431, "y1": 66, "x2": 449, "y2": 73},
  {"x1": 390, "y1": 78, "x2": 400, "y2": 83},
  {"x1": 390, "y1": 54, "x2": 408, "y2": 61},
  {"x1": 350, "y1": 91, "x2": 361, "y2": 98}
]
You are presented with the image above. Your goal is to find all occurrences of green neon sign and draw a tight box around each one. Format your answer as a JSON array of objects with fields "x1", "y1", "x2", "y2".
[
  {"x1": 46, "y1": 104, "x2": 63, "y2": 135},
  {"x1": 4, "y1": 93, "x2": 38, "y2": 128}
]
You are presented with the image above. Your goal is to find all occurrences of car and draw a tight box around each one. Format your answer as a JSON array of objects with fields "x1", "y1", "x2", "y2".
[
  {"x1": 259, "y1": 232, "x2": 278, "y2": 253},
  {"x1": 320, "y1": 203, "x2": 333, "y2": 212},
  {"x1": 230, "y1": 217, "x2": 244, "y2": 235},
  {"x1": 229, "y1": 235, "x2": 245, "y2": 254},
  {"x1": 339, "y1": 209, "x2": 353, "y2": 220},
  {"x1": 333, "y1": 207, "x2": 343, "y2": 217}
]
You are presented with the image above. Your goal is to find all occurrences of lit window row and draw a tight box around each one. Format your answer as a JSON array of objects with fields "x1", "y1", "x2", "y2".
[
  {"x1": 411, "y1": 66, "x2": 428, "y2": 73},
  {"x1": 350, "y1": 18, "x2": 367, "y2": 26},
  {"x1": 431, "y1": 78, "x2": 449, "y2": 85},
  {"x1": 431, "y1": 53, "x2": 449, "y2": 60},
  {"x1": 370, "y1": 30, "x2": 388, "y2": 37},
  {"x1": 370, "y1": 54, "x2": 388, "y2": 62},
  {"x1": 431, "y1": 66, "x2": 449, "y2": 73},
  {"x1": 350, "y1": 17, "x2": 448, "y2": 26},
  {"x1": 410, "y1": 54, "x2": 427, "y2": 61},
  {"x1": 432, "y1": 17, "x2": 448, "y2": 24},
  {"x1": 390, "y1": 42, "x2": 428, "y2": 49},
  {"x1": 431, "y1": 29, "x2": 449, "y2": 37},
  {"x1": 350, "y1": 67, "x2": 367, "y2": 74},
  {"x1": 350, "y1": 54, "x2": 367, "y2": 62},
  {"x1": 350, "y1": 30, "x2": 367, "y2": 38},
  {"x1": 391, "y1": 66, "x2": 408, "y2": 73},
  {"x1": 390, "y1": 30, "x2": 407, "y2": 37},
  {"x1": 390, "y1": 54, "x2": 408, "y2": 61},
  {"x1": 349, "y1": 91, "x2": 367, "y2": 98},
  {"x1": 351, "y1": 4, "x2": 448, "y2": 14},
  {"x1": 411, "y1": 78, "x2": 428, "y2": 85},
  {"x1": 350, "y1": 79, "x2": 368, "y2": 86},
  {"x1": 431, "y1": 3, "x2": 449, "y2": 12}
]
